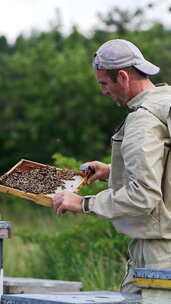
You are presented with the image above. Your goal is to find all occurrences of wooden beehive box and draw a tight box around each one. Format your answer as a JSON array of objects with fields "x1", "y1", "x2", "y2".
[{"x1": 0, "y1": 159, "x2": 87, "y2": 208}]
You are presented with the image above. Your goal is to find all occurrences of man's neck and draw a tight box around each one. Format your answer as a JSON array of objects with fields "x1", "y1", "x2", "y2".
[{"x1": 129, "y1": 79, "x2": 155, "y2": 100}]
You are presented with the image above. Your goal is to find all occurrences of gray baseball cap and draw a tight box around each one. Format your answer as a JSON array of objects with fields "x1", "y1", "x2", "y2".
[{"x1": 93, "y1": 39, "x2": 160, "y2": 76}]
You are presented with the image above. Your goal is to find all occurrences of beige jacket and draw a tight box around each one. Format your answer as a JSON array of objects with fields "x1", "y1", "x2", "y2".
[{"x1": 84, "y1": 85, "x2": 171, "y2": 239}]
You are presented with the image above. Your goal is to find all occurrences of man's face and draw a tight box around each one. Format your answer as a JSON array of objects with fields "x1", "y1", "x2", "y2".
[{"x1": 95, "y1": 69, "x2": 128, "y2": 106}]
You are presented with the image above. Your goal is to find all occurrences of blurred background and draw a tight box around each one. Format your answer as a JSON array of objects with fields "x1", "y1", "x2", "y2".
[{"x1": 0, "y1": 0, "x2": 171, "y2": 291}]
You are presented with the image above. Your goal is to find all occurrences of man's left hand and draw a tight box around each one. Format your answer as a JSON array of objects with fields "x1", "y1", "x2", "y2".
[{"x1": 53, "y1": 191, "x2": 84, "y2": 215}]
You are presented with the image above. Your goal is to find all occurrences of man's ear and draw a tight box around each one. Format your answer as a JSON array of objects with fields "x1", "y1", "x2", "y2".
[{"x1": 117, "y1": 70, "x2": 129, "y2": 87}]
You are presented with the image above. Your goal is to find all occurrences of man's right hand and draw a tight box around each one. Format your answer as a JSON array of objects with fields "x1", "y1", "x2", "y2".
[{"x1": 81, "y1": 161, "x2": 110, "y2": 184}]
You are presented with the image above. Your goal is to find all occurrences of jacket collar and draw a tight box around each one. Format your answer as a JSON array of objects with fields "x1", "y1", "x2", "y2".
[
  {"x1": 127, "y1": 84, "x2": 168, "y2": 110},
  {"x1": 127, "y1": 88, "x2": 155, "y2": 110}
]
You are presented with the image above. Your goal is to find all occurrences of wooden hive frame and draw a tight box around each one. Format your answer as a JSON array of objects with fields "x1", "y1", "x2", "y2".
[{"x1": 0, "y1": 159, "x2": 87, "y2": 208}]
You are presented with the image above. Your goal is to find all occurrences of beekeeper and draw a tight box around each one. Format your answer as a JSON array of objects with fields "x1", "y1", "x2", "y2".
[{"x1": 53, "y1": 39, "x2": 171, "y2": 294}]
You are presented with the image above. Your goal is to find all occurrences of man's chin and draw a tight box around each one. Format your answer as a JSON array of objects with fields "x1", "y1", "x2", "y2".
[
  {"x1": 115, "y1": 101, "x2": 121, "y2": 107},
  {"x1": 114, "y1": 100, "x2": 128, "y2": 109},
  {"x1": 113, "y1": 98, "x2": 123, "y2": 107},
  {"x1": 111, "y1": 96, "x2": 126, "y2": 108}
]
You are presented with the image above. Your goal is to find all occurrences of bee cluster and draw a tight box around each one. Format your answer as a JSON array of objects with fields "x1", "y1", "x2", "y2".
[{"x1": 0, "y1": 167, "x2": 75, "y2": 194}]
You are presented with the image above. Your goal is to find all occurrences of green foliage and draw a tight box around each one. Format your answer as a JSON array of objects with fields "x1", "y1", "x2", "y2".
[
  {"x1": 53, "y1": 153, "x2": 82, "y2": 170},
  {"x1": 0, "y1": 20, "x2": 126, "y2": 173}
]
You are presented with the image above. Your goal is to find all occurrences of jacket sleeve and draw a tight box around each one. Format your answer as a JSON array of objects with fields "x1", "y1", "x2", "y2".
[{"x1": 85, "y1": 109, "x2": 166, "y2": 219}]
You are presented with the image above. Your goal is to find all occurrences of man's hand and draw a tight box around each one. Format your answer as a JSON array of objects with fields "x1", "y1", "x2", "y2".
[
  {"x1": 82, "y1": 161, "x2": 110, "y2": 184},
  {"x1": 53, "y1": 191, "x2": 84, "y2": 215}
]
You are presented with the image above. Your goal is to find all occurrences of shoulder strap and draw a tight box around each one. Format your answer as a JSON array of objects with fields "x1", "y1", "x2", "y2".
[
  {"x1": 138, "y1": 106, "x2": 167, "y2": 127},
  {"x1": 138, "y1": 106, "x2": 171, "y2": 149}
]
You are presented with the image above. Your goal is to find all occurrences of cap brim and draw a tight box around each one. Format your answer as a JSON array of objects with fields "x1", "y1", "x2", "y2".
[{"x1": 134, "y1": 59, "x2": 160, "y2": 76}]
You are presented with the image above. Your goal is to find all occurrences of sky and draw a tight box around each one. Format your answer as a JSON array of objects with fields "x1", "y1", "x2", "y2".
[{"x1": 0, "y1": 0, "x2": 171, "y2": 42}]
